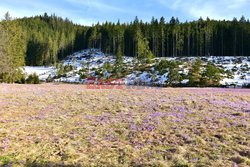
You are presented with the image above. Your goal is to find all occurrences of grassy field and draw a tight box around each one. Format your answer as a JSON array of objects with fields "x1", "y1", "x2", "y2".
[{"x1": 0, "y1": 84, "x2": 249, "y2": 167}]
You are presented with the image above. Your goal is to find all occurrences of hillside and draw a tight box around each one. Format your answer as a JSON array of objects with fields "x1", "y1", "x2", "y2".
[{"x1": 23, "y1": 49, "x2": 250, "y2": 87}]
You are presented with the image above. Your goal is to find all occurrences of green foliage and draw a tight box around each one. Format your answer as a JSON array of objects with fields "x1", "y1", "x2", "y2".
[
  {"x1": 103, "y1": 62, "x2": 113, "y2": 73},
  {"x1": 201, "y1": 63, "x2": 224, "y2": 86},
  {"x1": 20, "y1": 13, "x2": 87, "y2": 66},
  {"x1": 57, "y1": 64, "x2": 73, "y2": 77},
  {"x1": 135, "y1": 28, "x2": 153, "y2": 64},
  {"x1": 26, "y1": 37, "x2": 50, "y2": 66},
  {"x1": 0, "y1": 155, "x2": 14, "y2": 166},
  {"x1": 0, "y1": 23, "x2": 9, "y2": 75},
  {"x1": 146, "y1": 51, "x2": 155, "y2": 64},
  {"x1": 88, "y1": 27, "x2": 100, "y2": 48},
  {"x1": 0, "y1": 16, "x2": 26, "y2": 83},
  {"x1": 0, "y1": 12, "x2": 87, "y2": 82},
  {"x1": 95, "y1": 69, "x2": 102, "y2": 77},
  {"x1": 188, "y1": 60, "x2": 224, "y2": 87},
  {"x1": 155, "y1": 60, "x2": 182, "y2": 86},
  {"x1": 26, "y1": 73, "x2": 40, "y2": 84},
  {"x1": 120, "y1": 64, "x2": 131, "y2": 78},
  {"x1": 80, "y1": 73, "x2": 88, "y2": 79},
  {"x1": 115, "y1": 45, "x2": 123, "y2": 77},
  {"x1": 167, "y1": 61, "x2": 182, "y2": 86},
  {"x1": 2, "y1": 69, "x2": 26, "y2": 84},
  {"x1": 155, "y1": 60, "x2": 169, "y2": 75},
  {"x1": 91, "y1": 16, "x2": 250, "y2": 58},
  {"x1": 188, "y1": 59, "x2": 203, "y2": 86}
]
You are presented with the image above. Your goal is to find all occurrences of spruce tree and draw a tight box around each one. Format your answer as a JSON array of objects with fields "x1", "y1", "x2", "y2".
[
  {"x1": 135, "y1": 28, "x2": 151, "y2": 63},
  {"x1": 0, "y1": 23, "x2": 11, "y2": 77},
  {"x1": 115, "y1": 45, "x2": 123, "y2": 77},
  {"x1": 188, "y1": 59, "x2": 203, "y2": 86},
  {"x1": 0, "y1": 13, "x2": 25, "y2": 83},
  {"x1": 201, "y1": 63, "x2": 223, "y2": 86}
]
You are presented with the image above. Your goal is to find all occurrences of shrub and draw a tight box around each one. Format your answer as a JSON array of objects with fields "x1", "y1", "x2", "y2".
[
  {"x1": 26, "y1": 73, "x2": 40, "y2": 84},
  {"x1": 187, "y1": 59, "x2": 203, "y2": 87},
  {"x1": 243, "y1": 84, "x2": 250, "y2": 88},
  {"x1": 103, "y1": 62, "x2": 113, "y2": 73},
  {"x1": 0, "y1": 69, "x2": 26, "y2": 84},
  {"x1": 46, "y1": 75, "x2": 54, "y2": 83},
  {"x1": 95, "y1": 69, "x2": 103, "y2": 77},
  {"x1": 201, "y1": 63, "x2": 224, "y2": 86},
  {"x1": 155, "y1": 60, "x2": 169, "y2": 75},
  {"x1": 80, "y1": 73, "x2": 87, "y2": 79},
  {"x1": 57, "y1": 64, "x2": 73, "y2": 77},
  {"x1": 167, "y1": 62, "x2": 182, "y2": 86},
  {"x1": 187, "y1": 60, "x2": 224, "y2": 87},
  {"x1": 168, "y1": 68, "x2": 182, "y2": 86}
]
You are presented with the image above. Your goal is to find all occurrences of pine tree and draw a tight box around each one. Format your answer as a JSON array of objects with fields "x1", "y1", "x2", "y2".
[
  {"x1": 201, "y1": 63, "x2": 223, "y2": 86},
  {"x1": 115, "y1": 45, "x2": 123, "y2": 77},
  {"x1": 0, "y1": 13, "x2": 26, "y2": 83},
  {"x1": 188, "y1": 59, "x2": 203, "y2": 86},
  {"x1": 160, "y1": 17, "x2": 166, "y2": 57},
  {"x1": 0, "y1": 23, "x2": 11, "y2": 76},
  {"x1": 167, "y1": 61, "x2": 181, "y2": 86},
  {"x1": 135, "y1": 28, "x2": 151, "y2": 63},
  {"x1": 89, "y1": 27, "x2": 98, "y2": 48}
]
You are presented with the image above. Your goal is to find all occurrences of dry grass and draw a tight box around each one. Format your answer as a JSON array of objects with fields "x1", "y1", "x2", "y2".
[{"x1": 0, "y1": 84, "x2": 249, "y2": 166}]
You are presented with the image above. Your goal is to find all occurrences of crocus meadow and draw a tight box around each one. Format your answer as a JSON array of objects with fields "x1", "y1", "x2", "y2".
[{"x1": 0, "y1": 84, "x2": 249, "y2": 166}]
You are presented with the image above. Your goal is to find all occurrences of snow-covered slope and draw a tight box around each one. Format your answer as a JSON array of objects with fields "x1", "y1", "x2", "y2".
[
  {"x1": 23, "y1": 66, "x2": 57, "y2": 81},
  {"x1": 23, "y1": 49, "x2": 250, "y2": 87}
]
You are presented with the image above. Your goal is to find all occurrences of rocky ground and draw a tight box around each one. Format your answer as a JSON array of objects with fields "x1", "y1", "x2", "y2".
[{"x1": 0, "y1": 84, "x2": 249, "y2": 166}]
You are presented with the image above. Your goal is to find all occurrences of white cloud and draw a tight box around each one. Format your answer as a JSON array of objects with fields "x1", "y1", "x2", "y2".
[
  {"x1": 156, "y1": 0, "x2": 249, "y2": 20},
  {"x1": 189, "y1": 4, "x2": 227, "y2": 20},
  {"x1": 170, "y1": 0, "x2": 184, "y2": 10},
  {"x1": 77, "y1": 18, "x2": 103, "y2": 26},
  {"x1": 0, "y1": 0, "x2": 249, "y2": 24},
  {"x1": 0, "y1": 6, "x2": 39, "y2": 20},
  {"x1": 0, "y1": 0, "x2": 135, "y2": 25},
  {"x1": 65, "y1": 0, "x2": 126, "y2": 13},
  {"x1": 0, "y1": 0, "x2": 74, "y2": 20},
  {"x1": 226, "y1": 0, "x2": 248, "y2": 9}
]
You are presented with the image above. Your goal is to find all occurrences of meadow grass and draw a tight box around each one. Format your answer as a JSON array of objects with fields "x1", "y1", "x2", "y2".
[{"x1": 0, "y1": 84, "x2": 249, "y2": 166}]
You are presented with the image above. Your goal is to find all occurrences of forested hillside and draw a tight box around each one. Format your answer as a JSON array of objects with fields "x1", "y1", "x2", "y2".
[
  {"x1": 0, "y1": 13, "x2": 87, "y2": 66},
  {"x1": 0, "y1": 13, "x2": 87, "y2": 82},
  {"x1": 20, "y1": 13, "x2": 87, "y2": 66},
  {"x1": 0, "y1": 13, "x2": 250, "y2": 83}
]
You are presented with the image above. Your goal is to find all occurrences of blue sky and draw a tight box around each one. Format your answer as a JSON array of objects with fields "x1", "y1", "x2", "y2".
[{"x1": 0, "y1": 0, "x2": 249, "y2": 25}]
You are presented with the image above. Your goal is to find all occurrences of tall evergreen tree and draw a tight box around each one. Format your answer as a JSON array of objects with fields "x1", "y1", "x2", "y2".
[
  {"x1": 115, "y1": 45, "x2": 123, "y2": 77},
  {"x1": 0, "y1": 13, "x2": 25, "y2": 82},
  {"x1": 0, "y1": 23, "x2": 11, "y2": 76},
  {"x1": 135, "y1": 28, "x2": 151, "y2": 63},
  {"x1": 188, "y1": 59, "x2": 203, "y2": 86}
]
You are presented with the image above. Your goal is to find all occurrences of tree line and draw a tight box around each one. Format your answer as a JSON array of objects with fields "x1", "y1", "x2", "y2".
[
  {"x1": 0, "y1": 13, "x2": 250, "y2": 83},
  {"x1": 87, "y1": 16, "x2": 250, "y2": 58}
]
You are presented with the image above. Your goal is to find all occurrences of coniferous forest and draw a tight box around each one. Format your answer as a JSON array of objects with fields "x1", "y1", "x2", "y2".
[{"x1": 0, "y1": 13, "x2": 250, "y2": 82}]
